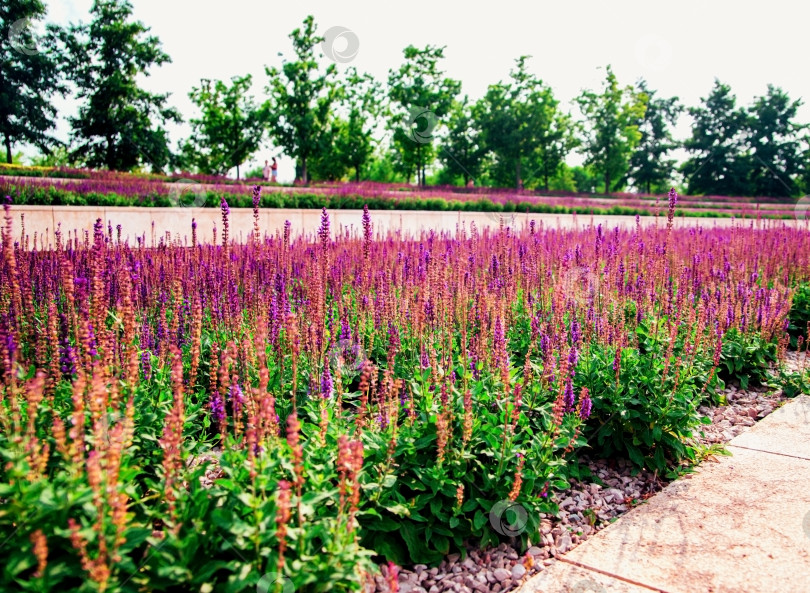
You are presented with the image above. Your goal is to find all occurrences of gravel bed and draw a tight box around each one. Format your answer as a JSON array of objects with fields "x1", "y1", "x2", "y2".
[{"x1": 374, "y1": 355, "x2": 807, "y2": 593}]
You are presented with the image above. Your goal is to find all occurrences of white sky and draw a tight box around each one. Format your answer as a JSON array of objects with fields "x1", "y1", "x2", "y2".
[{"x1": 31, "y1": 0, "x2": 810, "y2": 182}]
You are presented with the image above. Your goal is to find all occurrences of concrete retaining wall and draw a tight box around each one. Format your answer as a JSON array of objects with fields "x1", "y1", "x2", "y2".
[{"x1": 3, "y1": 205, "x2": 793, "y2": 248}]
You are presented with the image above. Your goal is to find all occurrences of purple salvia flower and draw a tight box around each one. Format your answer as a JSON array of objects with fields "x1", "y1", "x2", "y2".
[{"x1": 321, "y1": 365, "x2": 333, "y2": 399}]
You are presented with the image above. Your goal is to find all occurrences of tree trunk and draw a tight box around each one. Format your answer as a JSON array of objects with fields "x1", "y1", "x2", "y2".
[
  {"x1": 516, "y1": 159, "x2": 521, "y2": 190},
  {"x1": 236, "y1": 164, "x2": 240, "y2": 180},
  {"x1": 302, "y1": 157, "x2": 308, "y2": 184},
  {"x1": 4, "y1": 136, "x2": 11, "y2": 164},
  {"x1": 604, "y1": 171, "x2": 610, "y2": 195}
]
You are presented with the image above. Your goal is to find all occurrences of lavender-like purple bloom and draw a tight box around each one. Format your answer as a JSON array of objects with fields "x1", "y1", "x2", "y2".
[
  {"x1": 229, "y1": 383, "x2": 245, "y2": 407},
  {"x1": 318, "y1": 207, "x2": 330, "y2": 245},
  {"x1": 321, "y1": 365, "x2": 333, "y2": 399},
  {"x1": 210, "y1": 390, "x2": 225, "y2": 424},
  {"x1": 563, "y1": 380, "x2": 575, "y2": 412},
  {"x1": 579, "y1": 389, "x2": 592, "y2": 420},
  {"x1": 252, "y1": 185, "x2": 262, "y2": 209}
]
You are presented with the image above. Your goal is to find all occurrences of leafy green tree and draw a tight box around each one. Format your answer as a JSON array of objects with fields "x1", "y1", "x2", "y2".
[
  {"x1": 576, "y1": 65, "x2": 647, "y2": 194},
  {"x1": 800, "y1": 137, "x2": 810, "y2": 195},
  {"x1": 477, "y1": 57, "x2": 575, "y2": 190},
  {"x1": 179, "y1": 75, "x2": 268, "y2": 179},
  {"x1": 265, "y1": 15, "x2": 337, "y2": 184},
  {"x1": 438, "y1": 96, "x2": 487, "y2": 186},
  {"x1": 570, "y1": 165, "x2": 599, "y2": 193},
  {"x1": 625, "y1": 80, "x2": 682, "y2": 194},
  {"x1": 61, "y1": 0, "x2": 180, "y2": 172},
  {"x1": 681, "y1": 80, "x2": 750, "y2": 196},
  {"x1": 1, "y1": 1, "x2": 66, "y2": 163},
  {"x1": 337, "y1": 68, "x2": 382, "y2": 182},
  {"x1": 310, "y1": 68, "x2": 382, "y2": 182},
  {"x1": 744, "y1": 85, "x2": 807, "y2": 197},
  {"x1": 388, "y1": 45, "x2": 461, "y2": 186}
]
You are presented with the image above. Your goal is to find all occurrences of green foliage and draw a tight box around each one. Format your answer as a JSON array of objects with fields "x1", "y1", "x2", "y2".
[
  {"x1": 0, "y1": 0, "x2": 67, "y2": 164},
  {"x1": 387, "y1": 45, "x2": 461, "y2": 186},
  {"x1": 476, "y1": 57, "x2": 575, "y2": 191},
  {"x1": 438, "y1": 97, "x2": 487, "y2": 186},
  {"x1": 576, "y1": 320, "x2": 720, "y2": 474},
  {"x1": 312, "y1": 68, "x2": 382, "y2": 182},
  {"x1": 59, "y1": 0, "x2": 180, "y2": 172},
  {"x1": 264, "y1": 15, "x2": 338, "y2": 184},
  {"x1": 770, "y1": 366, "x2": 810, "y2": 399},
  {"x1": 358, "y1": 365, "x2": 579, "y2": 564},
  {"x1": 787, "y1": 282, "x2": 810, "y2": 349},
  {"x1": 575, "y1": 65, "x2": 647, "y2": 194},
  {"x1": 745, "y1": 85, "x2": 807, "y2": 198},
  {"x1": 625, "y1": 80, "x2": 683, "y2": 194},
  {"x1": 179, "y1": 75, "x2": 269, "y2": 179},
  {"x1": 681, "y1": 80, "x2": 751, "y2": 197},
  {"x1": 718, "y1": 328, "x2": 777, "y2": 389}
]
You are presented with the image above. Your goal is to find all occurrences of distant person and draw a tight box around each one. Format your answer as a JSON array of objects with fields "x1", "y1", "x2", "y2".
[
  {"x1": 271, "y1": 157, "x2": 278, "y2": 183},
  {"x1": 262, "y1": 160, "x2": 271, "y2": 181},
  {"x1": 466, "y1": 178, "x2": 474, "y2": 188}
]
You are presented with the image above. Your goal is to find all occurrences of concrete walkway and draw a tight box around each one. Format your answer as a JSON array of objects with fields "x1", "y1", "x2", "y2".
[{"x1": 520, "y1": 395, "x2": 810, "y2": 593}]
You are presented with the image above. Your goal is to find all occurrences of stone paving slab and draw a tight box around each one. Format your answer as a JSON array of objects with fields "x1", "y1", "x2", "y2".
[
  {"x1": 555, "y1": 446, "x2": 810, "y2": 593},
  {"x1": 519, "y1": 395, "x2": 810, "y2": 593},
  {"x1": 519, "y1": 561, "x2": 664, "y2": 592},
  {"x1": 730, "y1": 395, "x2": 810, "y2": 460}
]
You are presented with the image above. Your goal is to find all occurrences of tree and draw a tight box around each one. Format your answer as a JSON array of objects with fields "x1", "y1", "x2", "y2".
[
  {"x1": 476, "y1": 57, "x2": 574, "y2": 190},
  {"x1": 744, "y1": 85, "x2": 807, "y2": 197},
  {"x1": 1, "y1": 1, "x2": 66, "y2": 163},
  {"x1": 576, "y1": 65, "x2": 647, "y2": 194},
  {"x1": 625, "y1": 80, "x2": 682, "y2": 194},
  {"x1": 681, "y1": 80, "x2": 750, "y2": 196},
  {"x1": 61, "y1": 0, "x2": 180, "y2": 172},
  {"x1": 438, "y1": 96, "x2": 487, "y2": 186},
  {"x1": 388, "y1": 45, "x2": 461, "y2": 186},
  {"x1": 265, "y1": 15, "x2": 337, "y2": 184},
  {"x1": 311, "y1": 68, "x2": 382, "y2": 182},
  {"x1": 179, "y1": 75, "x2": 268, "y2": 179}
]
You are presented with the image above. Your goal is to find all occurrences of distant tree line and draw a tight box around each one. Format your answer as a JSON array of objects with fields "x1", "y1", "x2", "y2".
[{"x1": 3, "y1": 2, "x2": 810, "y2": 197}]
